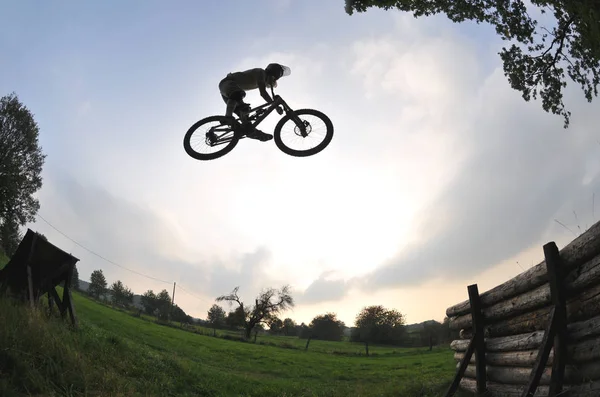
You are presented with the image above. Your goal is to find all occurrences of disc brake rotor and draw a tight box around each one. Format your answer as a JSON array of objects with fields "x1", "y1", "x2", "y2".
[
  {"x1": 206, "y1": 129, "x2": 218, "y2": 146},
  {"x1": 294, "y1": 120, "x2": 312, "y2": 137}
]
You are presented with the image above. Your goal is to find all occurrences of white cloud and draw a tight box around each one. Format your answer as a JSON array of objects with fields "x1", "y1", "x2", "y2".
[{"x1": 14, "y1": 2, "x2": 600, "y2": 327}]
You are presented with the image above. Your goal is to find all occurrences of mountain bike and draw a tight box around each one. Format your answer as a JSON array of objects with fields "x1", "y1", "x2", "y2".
[{"x1": 183, "y1": 86, "x2": 334, "y2": 161}]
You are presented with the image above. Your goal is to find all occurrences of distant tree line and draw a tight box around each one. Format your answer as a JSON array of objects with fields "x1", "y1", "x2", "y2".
[
  {"x1": 33, "y1": 254, "x2": 458, "y2": 350},
  {"x1": 209, "y1": 285, "x2": 460, "y2": 351},
  {"x1": 72, "y1": 267, "x2": 193, "y2": 325}
]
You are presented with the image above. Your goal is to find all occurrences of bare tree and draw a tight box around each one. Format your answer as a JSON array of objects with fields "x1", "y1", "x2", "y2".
[{"x1": 216, "y1": 285, "x2": 294, "y2": 340}]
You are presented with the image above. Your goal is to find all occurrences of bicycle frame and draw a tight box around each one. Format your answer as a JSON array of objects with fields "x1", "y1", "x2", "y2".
[{"x1": 208, "y1": 86, "x2": 306, "y2": 146}]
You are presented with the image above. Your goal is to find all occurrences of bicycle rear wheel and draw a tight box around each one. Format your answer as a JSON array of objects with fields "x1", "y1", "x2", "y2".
[
  {"x1": 273, "y1": 109, "x2": 334, "y2": 157},
  {"x1": 183, "y1": 116, "x2": 240, "y2": 160}
]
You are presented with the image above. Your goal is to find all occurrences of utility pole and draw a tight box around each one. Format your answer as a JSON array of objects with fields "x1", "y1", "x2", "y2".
[{"x1": 170, "y1": 281, "x2": 176, "y2": 321}]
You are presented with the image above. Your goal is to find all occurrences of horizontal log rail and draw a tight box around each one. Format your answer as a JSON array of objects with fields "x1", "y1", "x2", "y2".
[
  {"x1": 454, "y1": 336, "x2": 600, "y2": 366},
  {"x1": 449, "y1": 273, "x2": 600, "y2": 331},
  {"x1": 447, "y1": 220, "x2": 600, "y2": 318}
]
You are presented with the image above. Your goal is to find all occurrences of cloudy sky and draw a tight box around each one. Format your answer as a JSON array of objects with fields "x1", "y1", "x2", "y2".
[{"x1": 2, "y1": 1, "x2": 599, "y2": 326}]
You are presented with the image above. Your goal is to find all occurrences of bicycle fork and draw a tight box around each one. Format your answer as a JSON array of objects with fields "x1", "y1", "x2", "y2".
[{"x1": 279, "y1": 101, "x2": 309, "y2": 138}]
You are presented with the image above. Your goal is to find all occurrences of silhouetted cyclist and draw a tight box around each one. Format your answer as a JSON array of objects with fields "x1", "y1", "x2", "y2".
[{"x1": 218, "y1": 63, "x2": 291, "y2": 141}]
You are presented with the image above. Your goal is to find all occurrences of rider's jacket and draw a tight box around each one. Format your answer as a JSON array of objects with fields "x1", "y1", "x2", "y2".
[{"x1": 223, "y1": 68, "x2": 268, "y2": 91}]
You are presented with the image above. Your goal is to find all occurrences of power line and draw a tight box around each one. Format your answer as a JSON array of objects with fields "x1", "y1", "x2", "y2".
[
  {"x1": 37, "y1": 213, "x2": 173, "y2": 284},
  {"x1": 178, "y1": 284, "x2": 214, "y2": 305},
  {"x1": 35, "y1": 213, "x2": 216, "y2": 311}
]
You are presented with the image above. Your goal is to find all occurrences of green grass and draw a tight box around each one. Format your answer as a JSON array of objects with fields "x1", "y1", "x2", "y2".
[
  {"x1": 0, "y1": 290, "x2": 471, "y2": 397},
  {"x1": 190, "y1": 324, "x2": 427, "y2": 356}
]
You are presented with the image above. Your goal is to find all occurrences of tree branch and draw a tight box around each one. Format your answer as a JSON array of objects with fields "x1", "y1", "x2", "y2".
[{"x1": 542, "y1": 16, "x2": 576, "y2": 76}]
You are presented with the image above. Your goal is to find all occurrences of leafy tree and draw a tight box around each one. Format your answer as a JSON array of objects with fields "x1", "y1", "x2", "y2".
[
  {"x1": 71, "y1": 265, "x2": 80, "y2": 290},
  {"x1": 155, "y1": 289, "x2": 172, "y2": 320},
  {"x1": 352, "y1": 305, "x2": 406, "y2": 354},
  {"x1": 88, "y1": 269, "x2": 107, "y2": 299},
  {"x1": 141, "y1": 290, "x2": 158, "y2": 315},
  {"x1": 308, "y1": 313, "x2": 346, "y2": 341},
  {"x1": 171, "y1": 304, "x2": 191, "y2": 324},
  {"x1": 0, "y1": 217, "x2": 22, "y2": 257},
  {"x1": 283, "y1": 318, "x2": 297, "y2": 336},
  {"x1": 0, "y1": 93, "x2": 46, "y2": 240},
  {"x1": 123, "y1": 282, "x2": 134, "y2": 306},
  {"x1": 297, "y1": 322, "x2": 309, "y2": 338},
  {"x1": 110, "y1": 280, "x2": 134, "y2": 308},
  {"x1": 268, "y1": 316, "x2": 284, "y2": 335},
  {"x1": 418, "y1": 320, "x2": 444, "y2": 349},
  {"x1": 344, "y1": 0, "x2": 600, "y2": 128},
  {"x1": 226, "y1": 306, "x2": 247, "y2": 329},
  {"x1": 207, "y1": 304, "x2": 226, "y2": 335},
  {"x1": 216, "y1": 285, "x2": 294, "y2": 340}
]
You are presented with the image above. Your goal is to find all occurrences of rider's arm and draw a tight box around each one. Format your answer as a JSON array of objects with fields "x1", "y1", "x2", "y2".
[
  {"x1": 258, "y1": 82, "x2": 273, "y2": 103},
  {"x1": 256, "y1": 69, "x2": 274, "y2": 103}
]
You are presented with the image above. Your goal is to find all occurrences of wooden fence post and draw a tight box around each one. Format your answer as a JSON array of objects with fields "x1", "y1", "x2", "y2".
[
  {"x1": 63, "y1": 260, "x2": 79, "y2": 328},
  {"x1": 545, "y1": 242, "x2": 568, "y2": 396},
  {"x1": 468, "y1": 284, "x2": 487, "y2": 395},
  {"x1": 521, "y1": 241, "x2": 568, "y2": 397},
  {"x1": 26, "y1": 233, "x2": 38, "y2": 307},
  {"x1": 444, "y1": 283, "x2": 486, "y2": 397}
]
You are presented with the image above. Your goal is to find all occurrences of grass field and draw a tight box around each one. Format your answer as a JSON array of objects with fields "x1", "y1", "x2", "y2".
[
  {"x1": 186, "y1": 324, "x2": 428, "y2": 357},
  {"x1": 0, "y1": 284, "x2": 470, "y2": 397}
]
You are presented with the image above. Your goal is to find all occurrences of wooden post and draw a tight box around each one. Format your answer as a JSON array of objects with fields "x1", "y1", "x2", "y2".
[
  {"x1": 305, "y1": 336, "x2": 312, "y2": 351},
  {"x1": 170, "y1": 282, "x2": 176, "y2": 321},
  {"x1": 521, "y1": 308, "x2": 557, "y2": 397},
  {"x1": 27, "y1": 265, "x2": 35, "y2": 307},
  {"x1": 64, "y1": 285, "x2": 78, "y2": 328},
  {"x1": 63, "y1": 261, "x2": 79, "y2": 328},
  {"x1": 26, "y1": 233, "x2": 38, "y2": 307},
  {"x1": 544, "y1": 242, "x2": 567, "y2": 396},
  {"x1": 49, "y1": 287, "x2": 66, "y2": 314},
  {"x1": 521, "y1": 241, "x2": 568, "y2": 397},
  {"x1": 468, "y1": 284, "x2": 487, "y2": 395},
  {"x1": 445, "y1": 283, "x2": 486, "y2": 397},
  {"x1": 444, "y1": 336, "x2": 476, "y2": 397}
]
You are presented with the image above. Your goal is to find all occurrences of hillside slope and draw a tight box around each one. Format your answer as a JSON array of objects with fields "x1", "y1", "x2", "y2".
[{"x1": 0, "y1": 290, "x2": 465, "y2": 397}]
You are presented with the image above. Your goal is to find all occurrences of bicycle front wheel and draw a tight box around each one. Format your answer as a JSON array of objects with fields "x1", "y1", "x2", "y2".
[
  {"x1": 273, "y1": 109, "x2": 334, "y2": 157},
  {"x1": 183, "y1": 116, "x2": 240, "y2": 161}
]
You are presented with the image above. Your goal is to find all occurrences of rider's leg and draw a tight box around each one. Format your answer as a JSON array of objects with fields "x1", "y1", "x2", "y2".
[
  {"x1": 227, "y1": 101, "x2": 271, "y2": 141},
  {"x1": 228, "y1": 91, "x2": 249, "y2": 116},
  {"x1": 225, "y1": 98, "x2": 237, "y2": 118},
  {"x1": 218, "y1": 80, "x2": 271, "y2": 141},
  {"x1": 219, "y1": 80, "x2": 246, "y2": 118}
]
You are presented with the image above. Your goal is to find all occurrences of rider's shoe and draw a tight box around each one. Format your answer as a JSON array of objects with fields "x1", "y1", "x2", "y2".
[
  {"x1": 246, "y1": 128, "x2": 273, "y2": 142},
  {"x1": 235, "y1": 103, "x2": 251, "y2": 117}
]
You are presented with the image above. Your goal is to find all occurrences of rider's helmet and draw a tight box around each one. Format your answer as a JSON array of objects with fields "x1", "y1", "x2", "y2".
[{"x1": 265, "y1": 63, "x2": 291, "y2": 80}]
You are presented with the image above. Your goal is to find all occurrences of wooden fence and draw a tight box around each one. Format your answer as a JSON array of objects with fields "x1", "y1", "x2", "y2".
[{"x1": 444, "y1": 219, "x2": 600, "y2": 396}]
